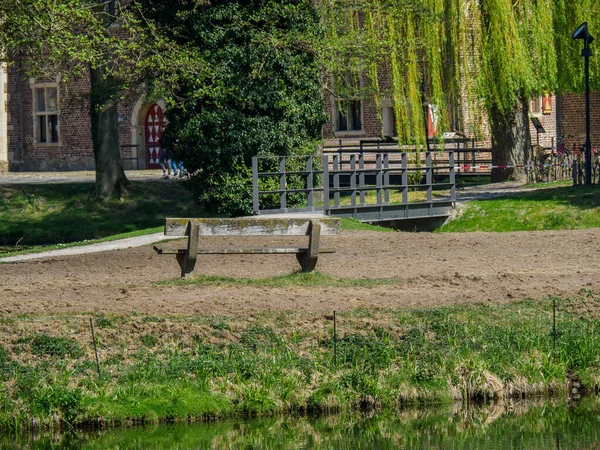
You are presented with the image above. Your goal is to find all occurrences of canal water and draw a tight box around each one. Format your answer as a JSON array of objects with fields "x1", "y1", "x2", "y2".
[{"x1": 2, "y1": 398, "x2": 600, "y2": 449}]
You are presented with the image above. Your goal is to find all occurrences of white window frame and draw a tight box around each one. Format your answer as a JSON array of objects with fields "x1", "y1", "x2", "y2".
[
  {"x1": 529, "y1": 96, "x2": 543, "y2": 117},
  {"x1": 31, "y1": 81, "x2": 60, "y2": 145}
]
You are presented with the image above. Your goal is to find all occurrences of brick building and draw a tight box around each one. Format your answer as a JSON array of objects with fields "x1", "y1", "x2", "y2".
[
  {"x1": 0, "y1": 63, "x2": 167, "y2": 172},
  {"x1": 0, "y1": 58, "x2": 591, "y2": 172}
]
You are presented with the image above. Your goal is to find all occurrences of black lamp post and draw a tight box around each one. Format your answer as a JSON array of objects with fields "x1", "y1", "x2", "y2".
[{"x1": 572, "y1": 22, "x2": 594, "y2": 185}]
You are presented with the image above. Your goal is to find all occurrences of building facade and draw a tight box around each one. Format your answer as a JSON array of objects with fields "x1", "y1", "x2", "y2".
[
  {"x1": 0, "y1": 64, "x2": 168, "y2": 172},
  {"x1": 0, "y1": 60, "x2": 592, "y2": 172}
]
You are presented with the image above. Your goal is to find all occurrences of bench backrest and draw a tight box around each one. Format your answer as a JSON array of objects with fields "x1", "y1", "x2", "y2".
[{"x1": 165, "y1": 217, "x2": 341, "y2": 237}]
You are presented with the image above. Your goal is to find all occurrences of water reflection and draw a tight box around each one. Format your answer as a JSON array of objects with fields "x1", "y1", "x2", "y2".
[{"x1": 3, "y1": 398, "x2": 600, "y2": 449}]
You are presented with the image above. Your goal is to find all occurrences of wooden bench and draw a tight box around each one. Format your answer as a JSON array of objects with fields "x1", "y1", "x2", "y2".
[{"x1": 153, "y1": 217, "x2": 342, "y2": 279}]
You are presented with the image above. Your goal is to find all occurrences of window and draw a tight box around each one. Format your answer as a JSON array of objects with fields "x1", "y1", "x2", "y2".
[
  {"x1": 530, "y1": 95, "x2": 552, "y2": 116},
  {"x1": 335, "y1": 99, "x2": 362, "y2": 132},
  {"x1": 34, "y1": 86, "x2": 59, "y2": 144},
  {"x1": 530, "y1": 96, "x2": 542, "y2": 115},
  {"x1": 332, "y1": 71, "x2": 362, "y2": 133}
]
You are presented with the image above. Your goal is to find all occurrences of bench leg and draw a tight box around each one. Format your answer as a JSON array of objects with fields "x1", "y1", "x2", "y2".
[
  {"x1": 176, "y1": 219, "x2": 199, "y2": 279},
  {"x1": 297, "y1": 220, "x2": 321, "y2": 272}
]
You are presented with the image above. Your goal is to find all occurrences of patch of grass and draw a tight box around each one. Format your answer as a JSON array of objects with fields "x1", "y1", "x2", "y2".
[
  {"x1": 157, "y1": 271, "x2": 403, "y2": 287},
  {"x1": 140, "y1": 334, "x2": 159, "y2": 348},
  {"x1": 340, "y1": 218, "x2": 394, "y2": 232},
  {"x1": 0, "y1": 181, "x2": 207, "y2": 253},
  {"x1": 95, "y1": 317, "x2": 114, "y2": 328},
  {"x1": 142, "y1": 316, "x2": 166, "y2": 324},
  {"x1": 2, "y1": 297, "x2": 600, "y2": 429},
  {"x1": 18, "y1": 334, "x2": 84, "y2": 358},
  {"x1": 439, "y1": 183, "x2": 600, "y2": 232}
]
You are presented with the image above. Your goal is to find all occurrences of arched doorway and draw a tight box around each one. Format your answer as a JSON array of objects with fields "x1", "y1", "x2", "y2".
[{"x1": 145, "y1": 104, "x2": 166, "y2": 169}]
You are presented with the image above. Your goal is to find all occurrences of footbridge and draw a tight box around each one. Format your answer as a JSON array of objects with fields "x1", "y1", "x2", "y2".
[{"x1": 252, "y1": 149, "x2": 456, "y2": 230}]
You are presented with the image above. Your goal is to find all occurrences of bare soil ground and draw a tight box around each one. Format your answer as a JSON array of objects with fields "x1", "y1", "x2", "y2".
[{"x1": 2, "y1": 229, "x2": 600, "y2": 317}]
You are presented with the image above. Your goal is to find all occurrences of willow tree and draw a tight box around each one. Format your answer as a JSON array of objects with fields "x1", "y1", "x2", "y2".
[
  {"x1": 319, "y1": 0, "x2": 456, "y2": 151},
  {"x1": 319, "y1": 0, "x2": 600, "y2": 182},
  {"x1": 478, "y1": 0, "x2": 556, "y2": 181}
]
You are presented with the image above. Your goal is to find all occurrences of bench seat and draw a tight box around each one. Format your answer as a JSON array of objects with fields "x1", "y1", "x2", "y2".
[
  {"x1": 153, "y1": 217, "x2": 341, "y2": 278},
  {"x1": 154, "y1": 246, "x2": 336, "y2": 255}
]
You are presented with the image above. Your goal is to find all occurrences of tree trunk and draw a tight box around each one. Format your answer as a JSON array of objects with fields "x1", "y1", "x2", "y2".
[
  {"x1": 489, "y1": 97, "x2": 531, "y2": 182},
  {"x1": 90, "y1": 66, "x2": 129, "y2": 200}
]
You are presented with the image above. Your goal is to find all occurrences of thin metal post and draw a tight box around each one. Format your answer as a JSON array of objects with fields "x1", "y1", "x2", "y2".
[
  {"x1": 333, "y1": 155, "x2": 340, "y2": 207},
  {"x1": 401, "y1": 153, "x2": 408, "y2": 205},
  {"x1": 306, "y1": 157, "x2": 314, "y2": 210},
  {"x1": 426, "y1": 152, "x2": 433, "y2": 204},
  {"x1": 333, "y1": 311, "x2": 337, "y2": 369},
  {"x1": 279, "y1": 157, "x2": 287, "y2": 210},
  {"x1": 323, "y1": 154, "x2": 330, "y2": 213},
  {"x1": 376, "y1": 154, "x2": 383, "y2": 207},
  {"x1": 553, "y1": 298, "x2": 557, "y2": 349},
  {"x1": 350, "y1": 155, "x2": 357, "y2": 207},
  {"x1": 584, "y1": 41, "x2": 592, "y2": 185},
  {"x1": 359, "y1": 153, "x2": 365, "y2": 205},
  {"x1": 449, "y1": 151, "x2": 456, "y2": 203},
  {"x1": 252, "y1": 156, "x2": 259, "y2": 214},
  {"x1": 384, "y1": 153, "x2": 390, "y2": 205},
  {"x1": 89, "y1": 318, "x2": 101, "y2": 375}
]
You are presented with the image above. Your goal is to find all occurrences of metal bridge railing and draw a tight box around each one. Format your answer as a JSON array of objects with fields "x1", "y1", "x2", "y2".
[{"x1": 252, "y1": 151, "x2": 456, "y2": 221}]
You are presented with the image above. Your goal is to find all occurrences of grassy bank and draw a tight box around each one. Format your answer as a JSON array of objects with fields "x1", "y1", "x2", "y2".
[
  {"x1": 0, "y1": 182, "x2": 389, "y2": 256},
  {"x1": 440, "y1": 182, "x2": 600, "y2": 232},
  {"x1": 1, "y1": 292, "x2": 600, "y2": 431},
  {"x1": 0, "y1": 181, "x2": 206, "y2": 254}
]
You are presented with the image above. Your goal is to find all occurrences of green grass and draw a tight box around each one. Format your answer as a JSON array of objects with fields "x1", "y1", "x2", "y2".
[
  {"x1": 439, "y1": 183, "x2": 600, "y2": 232},
  {"x1": 158, "y1": 271, "x2": 402, "y2": 287},
  {"x1": 0, "y1": 181, "x2": 207, "y2": 255},
  {"x1": 1, "y1": 297, "x2": 600, "y2": 430},
  {"x1": 340, "y1": 218, "x2": 393, "y2": 231}
]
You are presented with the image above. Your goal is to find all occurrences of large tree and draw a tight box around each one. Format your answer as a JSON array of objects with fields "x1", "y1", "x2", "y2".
[
  {"x1": 319, "y1": 0, "x2": 600, "y2": 182},
  {"x1": 141, "y1": 0, "x2": 327, "y2": 216},
  {"x1": 0, "y1": 0, "x2": 189, "y2": 199}
]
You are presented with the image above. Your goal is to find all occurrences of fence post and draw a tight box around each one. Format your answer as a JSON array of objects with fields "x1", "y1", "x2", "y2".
[
  {"x1": 306, "y1": 156, "x2": 314, "y2": 210},
  {"x1": 279, "y1": 157, "x2": 287, "y2": 211},
  {"x1": 350, "y1": 154, "x2": 357, "y2": 207},
  {"x1": 384, "y1": 153, "x2": 390, "y2": 205},
  {"x1": 323, "y1": 154, "x2": 330, "y2": 213},
  {"x1": 359, "y1": 153, "x2": 365, "y2": 206},
  {"x1": 449, "y1": 151, "x2": 456, "y2": 204},
  {"x1": 426, "y1": 152, "x2": 433, "y2": 206},
  {"x1": 402, "y1": 153, "x2": 408, "y2": 205},
  {"x1": 333, "y1": 154, "x2": 340, "y2": 207},
  {"x1": 376, "y1": 154, "x2": 383, "y2": 208},
  {"x1": 252, "y1": 156, "x2": 259, "y2": 214}
]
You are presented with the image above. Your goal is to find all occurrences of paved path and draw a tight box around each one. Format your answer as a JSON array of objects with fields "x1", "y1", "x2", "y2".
[
  {"x1": 0, "y1": 169, "x2": 168, "y2": 184},
  {"x1": 0, "y1": 171, "x2": 531, "y2": 263}
]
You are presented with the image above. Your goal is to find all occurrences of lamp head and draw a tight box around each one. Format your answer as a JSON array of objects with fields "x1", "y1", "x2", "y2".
[{"x1": 573, "y1": 22, "x2": 595, "y2": 44}]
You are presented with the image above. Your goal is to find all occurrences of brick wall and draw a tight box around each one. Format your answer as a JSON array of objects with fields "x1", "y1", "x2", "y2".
[
  {"x1": 560, "y1": 92, "x2": 600, "y2": 152},
  {"x1": 6, "y1": 65, "x2": 143, "y2": 172}
]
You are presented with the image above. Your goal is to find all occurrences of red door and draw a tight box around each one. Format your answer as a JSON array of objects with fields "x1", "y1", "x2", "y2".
[{"x1": 145, "y1": 104, "x2": 166, "y2": 169}]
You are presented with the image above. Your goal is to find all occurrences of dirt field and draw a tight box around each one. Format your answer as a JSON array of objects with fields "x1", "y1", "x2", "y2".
[{"x1": 2, "y1": 228, "x2": 600, "y2": 317}]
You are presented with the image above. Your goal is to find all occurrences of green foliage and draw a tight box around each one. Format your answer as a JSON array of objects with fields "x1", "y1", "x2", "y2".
[
  {"x1": 144, "y1": 0, "x2": 327, "y2": 216},
  {"x1": 438, "y1": 183, "x2": 600, "y2": 232},
  {"x1": 140, "y1": 334, "x2": 159, "y2": 348},
  {"x1": 0, "y1": 181, "x2": 205, "y2": 251},
  {"x1": 20, "y1": 334, "x2": 84, "y2": 358},
  {"x1": 95, "y1": 317, "x2": 113, "y2": 328},
  {"x1": 3, "y1": 299, "x2": 600, "y2": 428}
]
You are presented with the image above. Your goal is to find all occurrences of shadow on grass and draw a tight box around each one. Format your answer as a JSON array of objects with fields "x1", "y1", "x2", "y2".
[{"x1": 0, "y1": 181, "x2": 208, "y2": 248}]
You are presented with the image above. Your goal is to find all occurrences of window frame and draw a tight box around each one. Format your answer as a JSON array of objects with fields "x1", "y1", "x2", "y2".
[
  {"x1": 529, "y1": 96, "x2": 543, "y2": 117},
  {"x1": 333, "y1": 98, "x2": 363, "y2": 134},
  {"x1": 32, "y1": 83, "x2": 60, "y2": 145}
]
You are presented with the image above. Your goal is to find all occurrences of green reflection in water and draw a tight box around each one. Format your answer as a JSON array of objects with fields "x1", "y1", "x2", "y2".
[{"x1": 4, "y1": 398, "x2": 600, "y2": 449}]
